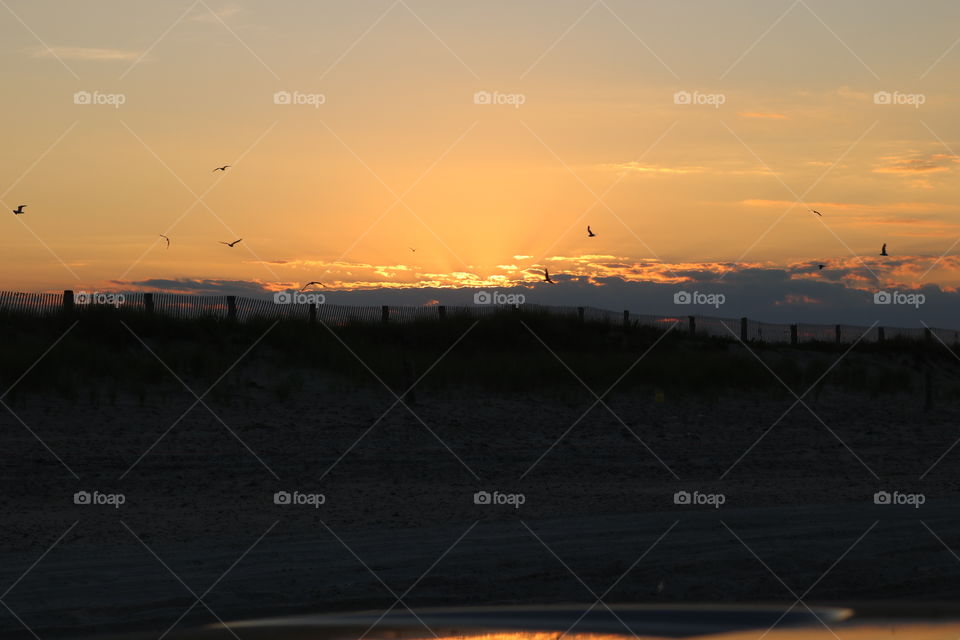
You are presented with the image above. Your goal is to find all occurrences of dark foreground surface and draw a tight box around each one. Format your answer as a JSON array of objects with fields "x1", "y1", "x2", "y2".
[{"x1": 1, "y1": 314, "x2": 960, "y2": 637}]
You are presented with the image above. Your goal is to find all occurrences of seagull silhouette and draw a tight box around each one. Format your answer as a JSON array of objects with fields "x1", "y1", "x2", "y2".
[
  {"x1": 587, "y1": 225, "x2": 596, "y2": 237},
  {"x1": 220, "y1": 238, "x2": 243, "y2": 247},
  {"x1": 544, "y1": 268, "x2": 554, "y2": 284},
  {"x1": 409, "y1": 247, "x2": 416, "y2": 252},
  {"x1": 12, "y1": 205, "x2": 26, "y2": 215},
  {"x1": 159, "y1": 234, "x2": 170, "y2": 249},
  {"x1": 818, "y1": 264, "x2": 825, "y2": 270},
  {"x1": 213, "y1": 165, "x2": 231, "y2": 172},
  {"x1": 300, "y1": 281, "x2": 325, "y2": 291},
  {"x1": 880, "y1": 243, "x2": 888, "y2": 256},
  {"x1": 811, "y1": 210, "x2": 822, "y2": 217}
]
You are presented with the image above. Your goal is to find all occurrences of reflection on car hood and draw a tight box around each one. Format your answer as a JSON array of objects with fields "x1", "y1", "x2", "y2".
[{"x1": 142, "y1": 603, "x2": 960, "y2": 640}]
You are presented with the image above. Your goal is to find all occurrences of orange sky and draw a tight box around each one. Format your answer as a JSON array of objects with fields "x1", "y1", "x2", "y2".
[{"x1": 2, "y1": 1, "x2": 960, "y2": 296}]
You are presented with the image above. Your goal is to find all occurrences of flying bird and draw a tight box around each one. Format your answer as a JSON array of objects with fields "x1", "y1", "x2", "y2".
[
  {"x1": 12, "y1": 205, "x2": 26, "y2": 215},
  {"x1": 220, "y1": 238, "x2": 243, "y2": 247},
  {"x1": 811, "y1": 210, "x2": 822, "y2": 217},
  {"x1": 159, "y1": 234, "x2": 170, "y2": 249},
  {"x1": 300, "y1": 281, "x2": 325, "y2": 291},
  {"x1": 409, "y1": 247, "x2": 416, "y2": 252},
  {"x1": 213, "y1": 165, "x2": 231, "y2": 172},
  {"x1": 880, "y1": 243, "x2": 888, "y2": 256},
  {"x1": 544, "y1": 268, "x2": 554, "y2": 284},
  {"x1": 818, "y1": 264, "x2": 825, "y2": 270},
  {"x1": 587, "y1": 225, "x2": 596, "y2": 237}
]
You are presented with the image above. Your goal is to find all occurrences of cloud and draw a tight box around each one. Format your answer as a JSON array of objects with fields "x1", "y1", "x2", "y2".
[
  {"x1": 740, "y1": 198, "x2": 960, "y2": 213},
  {"x1": 836, "y1": 86, "x2": 872, "y2": 101},
  {"x1": 32, "y1": 47, "x2": 140, "y2": 61},
  {"x1": 606, "y1": 162, "x2": 706, "y2": 175},
  {"x1": 774, "y1": 293, "x2": 821, "y2": 305},
  {"x1": 373, "y1": 264, "x2": 412, "y2": 277},
  {"x1": 115, "y1": 278, "x2": 274, "y2": 296},
  {"x1": 873, "y1": 152, "x2": 960, "y2": 176},
  {"x1": 806, "y1": 161, "x2": 847, "y2": 168},
  {"x1": 738, "y1": 112, "x2": 788, "y2": 119},
  {"x1": 187, "y1": 5, "x2": 243, "y2": 24},
  {"x1": 606, "y1": 161, "x2": 773, "y2": 176},
  {"x1": 109, "y1": 252, "x2": 960, "y2": 321},
  {"x1": 739, "y1": 199, "x2": 960, "y2": 231},
  {"x1": 106, "y1": 267, "x2": 960, "y2": 329},
  {"x1": 872, "y1": 161, "x2": 952, "y2": 188}
]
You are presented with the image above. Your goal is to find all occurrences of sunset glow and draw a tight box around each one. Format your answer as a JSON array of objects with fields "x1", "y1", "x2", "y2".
[{"x1": 3, "y1": 1, "x2": 960, "y2": 309}]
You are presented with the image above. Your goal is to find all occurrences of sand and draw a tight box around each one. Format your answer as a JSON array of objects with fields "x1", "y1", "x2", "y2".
[{"x1": 1, "y1": 380, "x2": 959, "y2": 638}]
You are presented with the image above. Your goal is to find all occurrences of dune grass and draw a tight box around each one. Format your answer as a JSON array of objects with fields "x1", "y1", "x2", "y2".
[{"x1": 0, "y1": 306, "x2": 954, "y2": 406}]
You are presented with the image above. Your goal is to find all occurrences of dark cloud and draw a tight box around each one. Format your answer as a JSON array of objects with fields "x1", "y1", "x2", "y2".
[
  {"x1": 111, "y1": 273, "x2": 960, "y2": 329},
  {"x1": 114, "y1": 278, "x2": 273, "y2": 297}
]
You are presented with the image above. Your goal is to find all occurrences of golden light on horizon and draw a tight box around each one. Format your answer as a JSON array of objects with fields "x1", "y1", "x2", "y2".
[{"x1": 1, "y1": 2, "x2": 960, "y2": 314}]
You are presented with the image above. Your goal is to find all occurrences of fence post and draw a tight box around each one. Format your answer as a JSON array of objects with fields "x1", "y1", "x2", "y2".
[
  {"x1": 309, "y1": 303, "x2": 317, "y2": 324},
  {"x1": 688, "y1": 315, "x2": 696, "y2": 335},
  {"x1": 381, "y1": 305, "x2": 390, "y2": 324},
  {"x1": 623, "y1": 310, "x2": 630, "y2": 330},
  {"x1": 438, "y1": 305, "x2": 446, "y2": 320},
  {"x1": 226, "y1": 296, "x2": 237, "y2": 321},
  {"x1": 790, "y1": 324, "x2": 798, "y2": 345},
  {"x1": 63, "y1": 290, "x2": 74, "y2": 315},
  {"x1": 835, "y1": 324, "x2": 842, "y2": 345},
  {"x1": 143, "y1": 292, "x2": 154, "y2": 315},
  {"x1": 740, "y1": 317, "x2": 748, "y2": 342},
  {"x1": 578, "y1": 306, "x2": 585, "y2": 324}
]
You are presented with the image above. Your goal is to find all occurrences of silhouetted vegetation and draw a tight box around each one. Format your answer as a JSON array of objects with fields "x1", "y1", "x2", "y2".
[{"x1": 0, "y1": 306, "x2": 956, "y2": 406}]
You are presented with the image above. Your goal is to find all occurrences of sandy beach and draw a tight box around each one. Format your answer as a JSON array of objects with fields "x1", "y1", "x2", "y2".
[{"x1": 2, "y1": 378, "x2": 959, "y2": 638}]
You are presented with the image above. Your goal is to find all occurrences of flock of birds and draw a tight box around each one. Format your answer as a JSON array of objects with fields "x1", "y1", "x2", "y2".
[
  {"x1": 539, "y1": 213, "x2": 890, "y2": 283},
  {"x1": 7, "y1": 175, "x2": 892, "y2": 291},
  {"x1": 811, "y1": 209, "x2": 888, "y2": 269},
  {"x1": 8, "y1": 160, "x2": 586, "y2": 290},
  {"x1": 540, "y1": 226, "x2": 596, "y2": 283},
  {"x1": 12, "y1": 166, "x2": 243, "y2": 246}
]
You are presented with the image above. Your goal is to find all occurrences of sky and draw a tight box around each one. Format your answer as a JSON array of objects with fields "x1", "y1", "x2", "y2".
[{"x1": 3, "y1": 0, "x2": 960, "y2": 326}]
